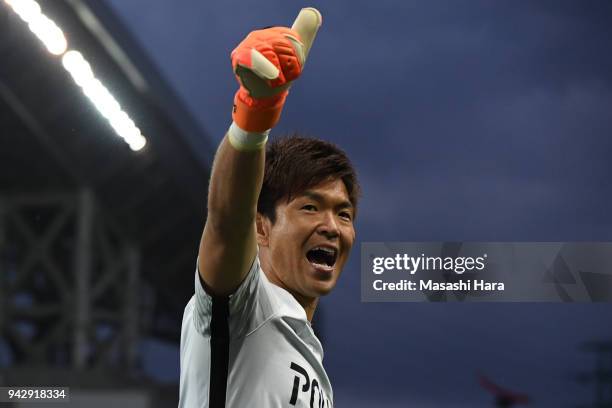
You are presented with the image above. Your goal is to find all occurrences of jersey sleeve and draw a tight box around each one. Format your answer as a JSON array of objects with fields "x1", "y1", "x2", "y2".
[{"x1": 192, "y1": 255, "x2": 265, "y2": 338}]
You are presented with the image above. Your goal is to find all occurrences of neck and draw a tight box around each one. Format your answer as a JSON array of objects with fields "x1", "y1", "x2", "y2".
[
  {"x1": 260, "y1": 254, "x2": 319, "y2": 322},
  {"x1": 292, "y1": 292, "x2": 319, "y2": 322}
]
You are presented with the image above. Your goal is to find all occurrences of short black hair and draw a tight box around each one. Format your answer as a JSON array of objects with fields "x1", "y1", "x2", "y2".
[{"x1": 257, "y1": 135, "x2": 360, "y2": 223}]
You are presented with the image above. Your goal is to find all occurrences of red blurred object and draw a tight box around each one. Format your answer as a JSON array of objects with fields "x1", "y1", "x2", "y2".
[{"x1": 478, "y1": 373, "x2": 530, "y2": 407}]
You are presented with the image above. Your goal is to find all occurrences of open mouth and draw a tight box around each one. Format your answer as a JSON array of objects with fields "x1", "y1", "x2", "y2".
[{"x1": 306, "y1": 246, "x2": 338, "y2": 270}]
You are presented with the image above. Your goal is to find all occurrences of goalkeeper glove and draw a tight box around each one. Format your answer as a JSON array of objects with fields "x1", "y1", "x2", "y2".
[{"x1": 230, "y1": 8, "x2": 322, "y2": 133}]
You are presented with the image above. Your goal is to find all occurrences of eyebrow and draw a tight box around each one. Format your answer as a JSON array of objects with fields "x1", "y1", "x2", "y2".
[{"x1": 302, "y1": 191, "x2": 353, "y2": 210}]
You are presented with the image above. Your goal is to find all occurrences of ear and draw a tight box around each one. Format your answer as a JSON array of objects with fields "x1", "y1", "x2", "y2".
[{"x1": 256, "y1": 213, "x2": 271, "y2": 247}]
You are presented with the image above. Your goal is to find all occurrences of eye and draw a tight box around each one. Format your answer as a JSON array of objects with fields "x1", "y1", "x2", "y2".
[
  {"x1": 339, "y1": 211, "x2": 352, "y2": 221},
  {"x1": 301, "y1": 204, "x2": 317, "y2": 212}
]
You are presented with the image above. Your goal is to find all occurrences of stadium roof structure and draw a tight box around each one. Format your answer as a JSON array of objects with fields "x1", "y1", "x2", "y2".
[{"x1": 0, "y1": 0, "x2": 213, "y2": 348}]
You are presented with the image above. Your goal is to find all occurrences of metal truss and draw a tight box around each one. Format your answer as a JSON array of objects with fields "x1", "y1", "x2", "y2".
[{"x1": 0, "y1": 190, "x2": 140, "y2": 372}]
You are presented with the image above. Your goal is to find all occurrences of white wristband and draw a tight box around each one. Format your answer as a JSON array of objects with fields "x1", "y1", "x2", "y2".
[{"x1": 227, "y1": 122, "x2": 269, "y2": 151}]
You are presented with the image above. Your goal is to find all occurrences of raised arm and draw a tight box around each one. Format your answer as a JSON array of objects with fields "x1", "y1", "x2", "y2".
[{"x1": 198, "y1": 8, "x2": 322, "y2": 296}]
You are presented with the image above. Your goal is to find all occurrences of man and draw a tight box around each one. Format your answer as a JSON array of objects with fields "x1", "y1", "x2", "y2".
[{"x1": 179, "y1": 8, "x2": 360, "y2": 407}]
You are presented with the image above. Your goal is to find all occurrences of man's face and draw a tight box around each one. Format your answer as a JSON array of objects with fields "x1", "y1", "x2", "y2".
[{"x1": 257, "y1": 178, "x2": 356, "y2": 300}]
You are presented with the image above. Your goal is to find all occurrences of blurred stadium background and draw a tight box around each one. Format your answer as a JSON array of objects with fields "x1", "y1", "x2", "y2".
[{"x1": 0, "y1": 0, "x2": 213, "y2": 405}]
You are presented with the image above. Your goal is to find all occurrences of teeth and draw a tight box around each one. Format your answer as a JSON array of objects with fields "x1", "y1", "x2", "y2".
[
  {"x1": 313, "y1": 246, "x2": 336, "y2": 255},
  {"x1": 312, "y1": 262, "x2": 333, "y2": 270}
]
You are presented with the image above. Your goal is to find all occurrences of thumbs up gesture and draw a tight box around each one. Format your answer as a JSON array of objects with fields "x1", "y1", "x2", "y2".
[{"x1": 230, "y1": 8, "x2": 322, "y2": 132}]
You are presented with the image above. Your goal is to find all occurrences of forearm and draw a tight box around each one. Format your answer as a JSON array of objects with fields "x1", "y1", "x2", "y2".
[{"x1": 206, "y1": 129, "x2": 265, "y2": 235}]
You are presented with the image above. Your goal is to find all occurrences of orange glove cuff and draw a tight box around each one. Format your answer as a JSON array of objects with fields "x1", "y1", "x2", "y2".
[{"x1": 232, "y1": 89, "x2": 288, "y2": 132}]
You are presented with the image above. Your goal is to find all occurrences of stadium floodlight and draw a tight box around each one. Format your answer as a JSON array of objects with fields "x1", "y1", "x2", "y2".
[
  {"x1": 4, "y1": 0, "x2": 67, "y2": 55},
  {"x1": 4, "y1": 0, "x2": 147, "y2": 152},
  {"x1": 62, "y1": 50, "x2": 147, "y2": 151}
]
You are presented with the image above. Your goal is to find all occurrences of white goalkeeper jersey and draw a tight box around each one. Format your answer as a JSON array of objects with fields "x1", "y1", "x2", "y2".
[{"x1": 179, "y1": 256, "x2": 333, "y2": 408}]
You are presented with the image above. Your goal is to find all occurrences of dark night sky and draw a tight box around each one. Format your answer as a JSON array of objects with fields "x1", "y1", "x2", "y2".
[{"x1": 106, "y1": 1, "x2": 612, "y2": 406}]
